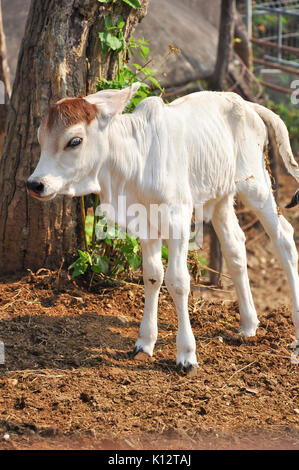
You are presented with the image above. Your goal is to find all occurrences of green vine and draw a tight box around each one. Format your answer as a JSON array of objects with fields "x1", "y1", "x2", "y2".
[{"x1": 70, "y1": 0, "x2": 179, "y2": 280}]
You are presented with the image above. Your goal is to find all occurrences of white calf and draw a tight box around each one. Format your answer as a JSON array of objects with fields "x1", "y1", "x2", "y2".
[{"x1": 27, "y1": 85, "x2": 299, "y2": 373}]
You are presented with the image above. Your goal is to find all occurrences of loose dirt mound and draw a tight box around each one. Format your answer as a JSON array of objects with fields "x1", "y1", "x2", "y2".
[
  {"x1": 0, "y1": 270, "x2": 298, "y2": 450},
  {"x1": 0, "y1": 166, "x2": 298, "y2": 450}
]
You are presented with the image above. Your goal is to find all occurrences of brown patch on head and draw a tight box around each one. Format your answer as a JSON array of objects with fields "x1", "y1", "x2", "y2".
[{"x1": 44, "y1": 97, "x2": 98, "y2": 130}]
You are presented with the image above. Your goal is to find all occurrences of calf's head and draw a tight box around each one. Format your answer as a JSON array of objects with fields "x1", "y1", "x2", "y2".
[{"x1": 27, "y1": 83, "x2": 140, "y2": 200}]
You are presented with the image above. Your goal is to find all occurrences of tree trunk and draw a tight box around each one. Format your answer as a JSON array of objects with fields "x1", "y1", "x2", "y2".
[
  {"x1": 0, "y1": 0, "x2": 11, "y2": 154},
  {"x1": 0, "y1": 0, "x2": 148, "y2": 274},
  {"x1": 210, "y1": 0, "x2": 236, "y2": 91},
  {"x1": 209, "y1": 0, "x2": 235, "y2": 286},
  {"x1": 0, "y1": 0, "x2": 10, "y2": 103},
  {"x1": 234, "y1": 10, "x2": 252, "y2": 72}
]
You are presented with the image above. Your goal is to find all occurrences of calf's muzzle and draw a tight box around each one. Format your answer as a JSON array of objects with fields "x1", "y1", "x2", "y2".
[{"x1": 26, "y1": 179, "x2": 45, "y2": 196}]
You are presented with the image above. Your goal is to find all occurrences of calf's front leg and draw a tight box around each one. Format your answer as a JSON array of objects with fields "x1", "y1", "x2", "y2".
[
  {"x1": 165, "y1": 238, "x2": 198, "y2": 374},
  {"x1": 133, "y1": 238, "x2": 164, "y2": 358}
]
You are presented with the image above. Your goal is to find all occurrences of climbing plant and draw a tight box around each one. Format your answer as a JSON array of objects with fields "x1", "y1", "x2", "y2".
[{"x1": 70, "y1": 0, "x2": 180, "y2": 280}]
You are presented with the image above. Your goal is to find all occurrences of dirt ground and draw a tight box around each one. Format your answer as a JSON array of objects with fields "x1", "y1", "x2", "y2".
[{"x1": 0, "y1": 166, "x2": 298, "y2": 451}]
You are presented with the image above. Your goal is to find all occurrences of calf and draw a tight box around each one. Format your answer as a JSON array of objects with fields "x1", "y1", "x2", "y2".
[{"x1": 27, "y1": 84, "x2": 299, "y2": 373}]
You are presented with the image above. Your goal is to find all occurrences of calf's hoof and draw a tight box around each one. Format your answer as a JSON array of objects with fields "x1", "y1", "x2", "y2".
[
  {"x1": 290, "y1": 339, "x2": 299, "y2": 349},
  {"x1": 239, "y1": 321, "x2": 259, "y2": 338},
  {"x1": 131, "y1": 346, "x2": 152, "y2": 361},
  {"x1": 177, "y1": 362, "x2": 198, "y2": 377}
]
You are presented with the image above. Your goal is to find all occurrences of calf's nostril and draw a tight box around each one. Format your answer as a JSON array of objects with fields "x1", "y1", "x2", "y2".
[{"x1": 26, "y1": 180, "x2": 44, "y2": 194}]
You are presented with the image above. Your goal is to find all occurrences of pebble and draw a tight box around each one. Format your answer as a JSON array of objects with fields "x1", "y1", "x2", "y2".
[
  {"x1": 245, "y1": 387, "x2": 259, "y2": 395},
  {"x1": 7, "y1": 379, "x2": 18, "y2": 386},
  {"x1": 3, "y1": 434, "x2": 10, "y2": 440},
  {"x1": 117, "y1": 316, "x2": 128, "y2": 324}
]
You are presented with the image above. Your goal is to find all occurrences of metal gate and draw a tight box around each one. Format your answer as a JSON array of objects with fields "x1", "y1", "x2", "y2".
[{"x1": 245, "y1": 0, "x2": 299, "y2": 69}]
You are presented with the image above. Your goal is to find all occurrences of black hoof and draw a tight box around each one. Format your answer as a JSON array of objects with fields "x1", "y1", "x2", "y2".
[
  {"x1": 131, "y1": 346, "x2": 152, "y2": 361},
  {"x1": 285, "y1": 189, "x2": 299, "y2": 209},
  {"x1": 177, "y1": 363, "x2": 198, "y2": 376},
  {"x1": 131, "y1": 346, "x2": 142, "y2": 358}
]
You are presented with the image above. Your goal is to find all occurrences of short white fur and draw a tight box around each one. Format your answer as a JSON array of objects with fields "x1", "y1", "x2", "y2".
[{"x1": 28, "y1": 85, "x2": 299, "y2": 371}]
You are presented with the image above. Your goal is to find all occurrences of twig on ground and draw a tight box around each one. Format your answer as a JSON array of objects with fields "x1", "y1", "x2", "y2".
[{"x1": 221, "y1": 361, "x2": 256, "y2": 389}]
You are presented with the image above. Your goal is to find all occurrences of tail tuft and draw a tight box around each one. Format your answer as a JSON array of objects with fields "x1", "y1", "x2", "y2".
[{"x1": 285, "y1": 189, "x2": 299, "y2": 209}]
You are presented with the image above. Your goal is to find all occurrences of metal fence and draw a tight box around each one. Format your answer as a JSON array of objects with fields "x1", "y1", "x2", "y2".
[
  {"x1": 236, "y1": 1, "x2": 299, "y2": 99},
  {"x1": 244, "y1": 0, "x2": 299, "y2": 69}
]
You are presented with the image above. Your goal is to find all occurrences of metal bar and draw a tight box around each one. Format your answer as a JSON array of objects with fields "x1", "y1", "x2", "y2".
[
  {"x1": 260, "y1": 34, "x2": 299, "y2": 42},
  {"x1": 277, "y1": 13, "x2": 282, "y2": 60},
  {"x1": 257, "y1": 0, "x2": 299, "y2": 4},
  {"x1": 253, "y1": 57, "x2": 299, "y2": 75},
  {"x1": 245, "y1": 0, "x2": 252, "y2": 39},
  {"x1": 259, "y1": 32, "x2": 299, "y2": 42},
  {"x1": 251, "y1": 37, "x2": 299, "y2": 54},
  {"x1": 254, "y1": 5, "x2": 299, "y2": 17},
  {"x1": 259, "y1": 79, "x2": 293, "y2": 94},
  {"x1": 264, "y1": 55, "x2": 299, "y2": 69}
]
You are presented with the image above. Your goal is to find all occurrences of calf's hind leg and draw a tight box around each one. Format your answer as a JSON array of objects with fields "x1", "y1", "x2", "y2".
[
  {"x1": 240, "y1": 189, "x2": 299, "y2": 345},
  {"x1": 212, "y1": 195, "x2": 259, "y2": 336}
]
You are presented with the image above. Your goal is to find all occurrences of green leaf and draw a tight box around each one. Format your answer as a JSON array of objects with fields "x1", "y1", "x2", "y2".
[
  {"x1": 119, "y1": 244, "x2": 132, "y2": 255},
  {"x1": 98, "y1": 0, "x2": 111, "y2": 3},
  {"x1": 76, "y1": 250, "x2": 91, "y2": 264},
  {"x1": 142, "y1": 67, "x2": 157, "y2": 76},
  {"x1": 140, "y1": 45, "x2": 149, "y2": 59},
  {"x1": 148, "y1": 76, "x2": 164, "y2": 93},
  {"x1": 106, "y1": 225, "x2": 118, "y2": 238},
  {"x1": 69, "y1": 258, "x2": 89, "y2": 278},
  {"x1": 117, "y1": 17, "x2": 125, "y2": 29},
  {"x1": 92, "y1": 256, "x2": 109, "y2": 274},
  {"x1": 128, "y1": 253, "x2": 142, "y2": 271},
  {"x1": 198, "y1": 253, "x2": 208, "y2": 266},
  {"x1": 104, "y1": 16, "x2": 113, "y2": 30},
  {"x1": 105, "y1": 236, "x2": 112, "y2": 245},
  {"x1": 161, "y1": 245, "x2": 168, "y2": 261},
  {"x1": 98, "y1": 32, "x2": 123, "y2": 53},
  {"x1": 122, "y1": 0, "x2": 141, "y2": 8},
  {"x1": 84, "y1": 215, "x2": 94, "y2": 240}
]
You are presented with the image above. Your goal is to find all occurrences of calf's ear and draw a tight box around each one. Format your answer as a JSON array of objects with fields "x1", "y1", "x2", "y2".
[{"x1": 85, "y1": 82, "x2": 141, "y2": 118}]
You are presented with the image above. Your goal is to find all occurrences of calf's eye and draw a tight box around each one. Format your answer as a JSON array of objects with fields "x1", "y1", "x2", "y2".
[{"x1": 66, "y1": 137, "x2": 83, "y2": 148}]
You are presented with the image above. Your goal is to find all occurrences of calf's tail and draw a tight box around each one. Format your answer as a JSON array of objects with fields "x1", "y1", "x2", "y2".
[{"x1": 248, "y1": 101, "x2": 299, "y2": 208}]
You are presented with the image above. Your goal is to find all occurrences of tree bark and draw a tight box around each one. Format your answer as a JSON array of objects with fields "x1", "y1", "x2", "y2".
[
  {"x1": 234, "y1": 9, "x2": 252, "y2": 72},
  {"x1": 209, "y1": 0, "x2": 235, "y2": 286},
  {"x1": 0, "y1": 0, "x2": 148, "y2": 274},
  {"x1": 210, "y1": 0, "x2": 236, "y2": 91},
  {"x1": 0, "y1": 0, "x2": 11, "y2": 154},
  {"x1": 0, "y1": 0, "x2": 10, "y2": 103}
]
